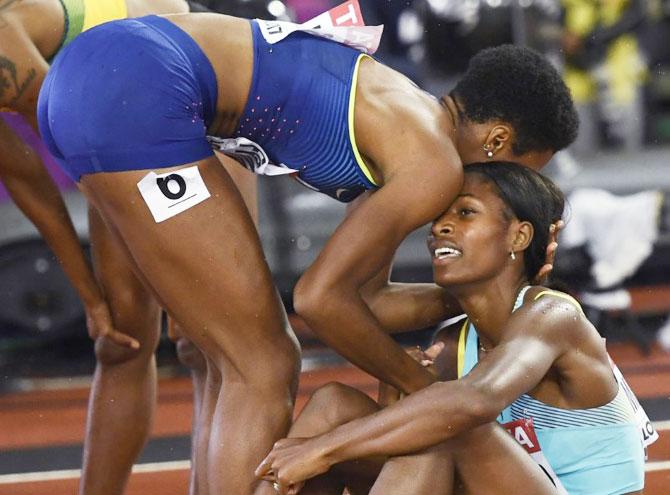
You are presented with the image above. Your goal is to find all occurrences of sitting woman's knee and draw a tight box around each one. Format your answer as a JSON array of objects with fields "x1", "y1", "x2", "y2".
[
  {"x1": 447, "y1": 421, "x2": 501, "y2": 453},
  {"x1": 305, "y1": 382, "x2": 379, "y2": 427}
]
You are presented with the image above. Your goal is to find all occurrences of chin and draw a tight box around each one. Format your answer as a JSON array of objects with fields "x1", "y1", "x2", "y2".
[
  {"x1": 433, "y1": 269, "x2": 486, "y2": 291},
  {"x1": 433, "y1": 271, "x2": 463, "y2": 288}
]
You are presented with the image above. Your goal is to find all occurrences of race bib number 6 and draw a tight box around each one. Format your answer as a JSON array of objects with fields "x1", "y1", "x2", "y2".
[{"x1": 137, "y1": 166, "x2": 211, "y2": 223}]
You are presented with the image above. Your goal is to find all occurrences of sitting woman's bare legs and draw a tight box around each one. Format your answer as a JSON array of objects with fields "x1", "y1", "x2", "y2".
[
  {"x1": 80, "y1": 156, "x2": 300, "y2": 495},
  {"x1": 285, "y1": 381, "x2": 558, "y2": 495},
  {"x1": 370, "y1": 422, "x2": 558, "y2": 495},
  {"x1": 283, "y1": 382, "x2": 383, "y2": 494},
  {"x1": 289, "y1": 382, "x2": 380, "y2": 438}
]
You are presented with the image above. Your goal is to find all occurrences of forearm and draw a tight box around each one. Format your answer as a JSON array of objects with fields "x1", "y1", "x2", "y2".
[
  {"x1": 364, "y1": 282, "x2": 460, "y2": 333},
  {"x1": 302, "y1": 291, "x2": 434, "y2": 394},
  {"x1": 1, "y1": 146, "x2": 102, "y2": 307},
  {"x1": 321, "y1": 380, "x2": 487, "y2": 464}
]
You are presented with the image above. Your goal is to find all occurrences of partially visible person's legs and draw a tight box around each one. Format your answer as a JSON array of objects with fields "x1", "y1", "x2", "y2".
[
  {"x1": 81, "y1": 155, "x2": 300, "y2": 494},
  {"x1": 167, "y1": 318, "x2": 217, "y2": 495},
  {"x1": 79, "y1": 206, "x2": 162, "y2": 495},
  {"x1": 370, "y1": 422, "x2": 558, "y2": 495},
  {"x1": 196, "y1": 357, "x2": 221, "y2": 495},
  {"x1": 168, "y1": 318, "x2": 207, "y2": 495},
  {"x1": 570, "y1": 101, "x2": 599, "y2": 157}
]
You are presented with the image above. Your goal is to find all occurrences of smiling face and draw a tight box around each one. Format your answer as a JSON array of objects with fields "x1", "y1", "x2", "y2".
[{"x1": 428, "y1": 173, "x2": 529, "y2": 288}]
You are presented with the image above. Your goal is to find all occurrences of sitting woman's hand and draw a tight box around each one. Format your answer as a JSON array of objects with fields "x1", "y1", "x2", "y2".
[
  {"x1": 256, "y1": 438, "x2": 329, "y2": 494},
  {"x1": 378, "y1": 342, "x2": 445, "y2": 406}
]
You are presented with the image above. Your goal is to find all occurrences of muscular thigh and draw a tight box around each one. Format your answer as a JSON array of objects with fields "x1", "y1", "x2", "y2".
[
  {"x1": 80, "y1": 156, "x2": 290, "y2": 362},
  {"x1": 217, "y1": 153, "x2": 258, "y2": 224}
]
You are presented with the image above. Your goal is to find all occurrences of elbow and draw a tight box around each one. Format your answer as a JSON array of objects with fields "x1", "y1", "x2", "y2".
[
  {"x1": 461, "y1": 382, "x2": 503, "y2": 425},
  {"x1": 433, "y1": 381, "x2": 502, "y2": 431},
  {"x1": 468, "y1": 395, "x2": 501, "y2": 426},
  {"x1": 293, "y1": 273, "x2": 336, "y2": 328}
]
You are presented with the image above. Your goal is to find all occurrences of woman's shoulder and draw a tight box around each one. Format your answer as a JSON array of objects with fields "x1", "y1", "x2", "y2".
[
  {"x1": 356, "y1": 60, "x2": 451, "y2": 139},
  {"x1": 519, "y1": 285, "x2": 593, "y2": 342},
  {"x1": 4, "y1": 0, "x2": 63, "y2": 56},
  {"x1": 522, "y1": 285, "x2": 584, "y2": 314}
]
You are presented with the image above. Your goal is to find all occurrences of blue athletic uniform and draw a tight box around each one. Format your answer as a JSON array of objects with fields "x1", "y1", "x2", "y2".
[
  {"x1": 37, "y1": 16, "x2": 378, "y2": 202},
  {"x1": 457, "y1": 287, "x2": 645, "y2": 495},
  {"x1": 230, "y1": 20, "x2": 377, "y2": 202},
  {"x1": 38, "y1": 15, "x2": 217, "y2": 181}
]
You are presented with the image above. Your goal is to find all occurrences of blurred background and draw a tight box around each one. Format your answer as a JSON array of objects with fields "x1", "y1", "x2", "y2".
[{"x1": 0, "y1": 1, "x2": 669, "y2": 490}]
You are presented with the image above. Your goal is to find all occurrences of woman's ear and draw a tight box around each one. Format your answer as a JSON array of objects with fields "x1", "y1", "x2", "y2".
[
  {"x1": 485, "y1": 125, "x2": 513, "y2": 155},
  {"x1": 512, "y1": 220, "x2": 533, "y2": 252}
]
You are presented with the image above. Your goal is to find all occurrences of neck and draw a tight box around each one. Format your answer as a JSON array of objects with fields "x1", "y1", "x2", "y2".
[
  {"x1": 448, "y1": 273, "x2": 529, "y2": 349},
  {"x1": 440, "y1": 95, "x2": 459, "y2": 142}
]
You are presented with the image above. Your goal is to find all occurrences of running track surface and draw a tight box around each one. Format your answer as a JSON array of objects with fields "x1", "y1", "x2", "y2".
[{"x1": 0, "y1": 341, "x2": 668, "y2": 494}]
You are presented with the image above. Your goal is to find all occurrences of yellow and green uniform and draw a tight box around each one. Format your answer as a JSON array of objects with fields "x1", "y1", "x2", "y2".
[{"x1": 54, "y1": 0, "x2": 128, "y2": 55}]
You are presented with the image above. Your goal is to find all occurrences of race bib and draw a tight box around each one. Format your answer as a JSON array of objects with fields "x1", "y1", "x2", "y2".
[
  {"x1": 256, "y1": 0, "x2": 383, "y2": 54},
  {"x1": 608, "y1": 354, "x2": 659, "y2": 449},
  {"x1": 137, "y1": 166, "x2": 211, "y2": 223},
  {"x1": 503, "y1": 418, "x2": 568, "y2": 495}
]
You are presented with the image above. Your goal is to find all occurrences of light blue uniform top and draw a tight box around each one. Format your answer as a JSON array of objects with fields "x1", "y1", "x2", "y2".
[{"x1": 458, "y1": 287, "x2": 645, "y2": 495}]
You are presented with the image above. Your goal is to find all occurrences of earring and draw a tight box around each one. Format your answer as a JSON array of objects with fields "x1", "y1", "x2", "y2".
[
  {"x1": 510, "y1": 250, "x2": 516, "y2": 260},
  {"x1": 483, "y1": 145, "x2": 493, "y2": 158}
]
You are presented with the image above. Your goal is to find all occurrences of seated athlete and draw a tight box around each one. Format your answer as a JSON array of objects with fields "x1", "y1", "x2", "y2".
[
  {"x1": 0, "y1": 2, "x2": 258, "y2": 494},
  {"x1": 257, "y1": 162, "x2": 649, "y2": 495},
  {"x1": 36, "y1": 8, "x2": 578, "y2": 493}
]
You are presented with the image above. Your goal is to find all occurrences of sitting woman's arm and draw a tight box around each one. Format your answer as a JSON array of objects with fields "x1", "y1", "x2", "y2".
[{"x1": 257, "y1": 295, "x2": 580, "y2": 486}]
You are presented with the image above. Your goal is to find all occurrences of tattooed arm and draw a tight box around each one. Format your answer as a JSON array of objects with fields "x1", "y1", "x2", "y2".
[{"x1": 0, "y1": 12, "x2": 140, "y2": 348}]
